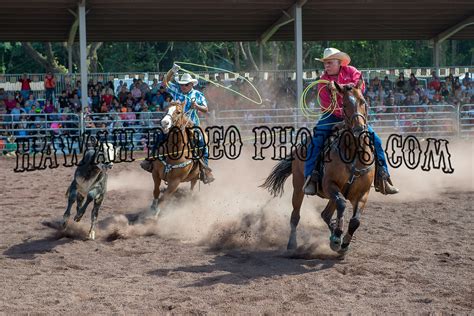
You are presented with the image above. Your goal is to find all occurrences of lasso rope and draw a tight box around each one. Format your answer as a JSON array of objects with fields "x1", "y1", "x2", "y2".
[
  {"x1": 174, "y1": 61, "x2": 263, "y2": 105},
  {"x1": 299, "y1": 79, "x2": 340, "y2": 128}
]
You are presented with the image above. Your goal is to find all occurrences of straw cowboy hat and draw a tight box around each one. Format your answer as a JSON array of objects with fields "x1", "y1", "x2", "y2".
[
  {"x1": 176, "y1": 73, "x2": 199, "y2": 86},
  {"x1": 315, "y1": 48, "x2": 351, "y2": 66}
]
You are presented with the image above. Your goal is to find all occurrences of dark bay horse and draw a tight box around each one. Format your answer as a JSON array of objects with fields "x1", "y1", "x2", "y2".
[
  {"x1": 261, "y1": 80, "x2": 375, "y2": 255},
  {"x1": 62, "y1": 142, "x2": 118, "y2": 240},
  {"x1": 149, "y1": 101, "x2": 202, "y2": 217}
]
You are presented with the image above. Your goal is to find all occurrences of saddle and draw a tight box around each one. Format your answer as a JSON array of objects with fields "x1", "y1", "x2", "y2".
[{"x1": 310, "y1": 123, "x2": 380, "y2": 196}]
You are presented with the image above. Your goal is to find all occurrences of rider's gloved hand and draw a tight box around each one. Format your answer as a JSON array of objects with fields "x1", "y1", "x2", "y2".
[{"x1": 171, "y1": 63, "x2": 180, "y2": 74}]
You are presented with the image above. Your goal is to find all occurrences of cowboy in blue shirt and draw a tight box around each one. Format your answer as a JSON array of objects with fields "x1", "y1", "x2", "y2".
[{"x1": 141, "y1": 64, "x2": 215, "y2": 184}]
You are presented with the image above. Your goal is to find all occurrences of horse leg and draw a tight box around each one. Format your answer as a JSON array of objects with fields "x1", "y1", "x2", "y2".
[
  {"x1": 190, "y1": 179, "x2": 198, "y2": 192},
  {"x1": 88, "y1": 196, "x2": 104, "y2": 240},
  {"x1": 150, "y1": 170, "x2": 162, "y2": 216},
  {"x1": 320, "y1": 200, "x2": 336, "y2": 231},
  {"x1": 328, "y1": 186, "x2": 346, "y2": 252},
  {"x1": 62, "y1": 182, "x2": 77, "y2": 229},
  {"x1": 74, "y1": 190, "x2": 96, "y2": 222},
  {"x1": 340, "y1": 195, "x2": 368, "y2": 253},
  {"x1": 151, "y1": 180, "x2": 180, "y2": 218},
  {"x1": 287, "y1": 176, "x2": 305, "y2": 250}
]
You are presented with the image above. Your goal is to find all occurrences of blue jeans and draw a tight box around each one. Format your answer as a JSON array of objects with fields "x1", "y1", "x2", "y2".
[
  {"x1": 20, "y1": 90, "x2": 30, "y2": 100},
  {"x1": 304, "y1": 114, "x2": 389, "y2": 178},
  {"x1": 197, "y1": 135, "x2": 209, "y2": 166}
]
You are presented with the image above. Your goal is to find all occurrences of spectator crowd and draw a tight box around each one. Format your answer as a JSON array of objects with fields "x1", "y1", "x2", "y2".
[{"x1": 0, "y1": 70, "x2": 473, "y2": 138}]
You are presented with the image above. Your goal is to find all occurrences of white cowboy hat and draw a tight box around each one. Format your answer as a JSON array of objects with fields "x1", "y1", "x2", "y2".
[
  {"x1": 315, "y1": 48, "x2": 351, "y2": 66},
  {"x1": 176, "y1": 73, "x2": 199, "y2": 86}
]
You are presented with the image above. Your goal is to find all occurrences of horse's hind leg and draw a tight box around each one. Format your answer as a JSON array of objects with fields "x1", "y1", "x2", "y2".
[
  {"x1": 340, "y1": 195, "x2": 368, "y2": 253},
  {"x1": 287, "y1": 170, "x2": 305, "y2": 250},
  {"x1": 88, "y1": 196, "x2": 104, "y2": 240},
  {"x1": 62, "y1": 182, "x2": 77, "y2": 229}
]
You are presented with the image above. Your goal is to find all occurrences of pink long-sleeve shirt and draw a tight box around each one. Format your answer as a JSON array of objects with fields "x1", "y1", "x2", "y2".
[{"x1": 317, "y1": 65, "x2": 365, "y2": 118}]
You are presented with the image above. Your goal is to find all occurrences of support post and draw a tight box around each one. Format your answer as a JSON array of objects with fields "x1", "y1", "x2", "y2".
[
  {"x1": 78, "y1": 1, "x2": 88, "y2": 135},
  {"x1": 68, "y1": 47, "x2": 73, "y2": 74},
  {"x1": 294, "y1": 3, "x2": 303, "y2": 126},
  {"x1": 434, "y1": 40, "x2": 440, "y2": 77}
]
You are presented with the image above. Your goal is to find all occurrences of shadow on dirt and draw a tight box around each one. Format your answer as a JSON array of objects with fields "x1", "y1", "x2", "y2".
[{"x1": 148, "y1": 249, "x2": 343, "y2": 287}]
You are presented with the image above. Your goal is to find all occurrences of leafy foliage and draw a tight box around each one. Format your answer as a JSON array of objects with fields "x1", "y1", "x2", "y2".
[{"x1": 1, "y1": 40, "x2": 472, "y2": 74}]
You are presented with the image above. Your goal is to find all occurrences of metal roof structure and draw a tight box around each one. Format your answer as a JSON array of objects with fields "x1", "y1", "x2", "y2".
[
  {"x1": 0, "y1": 0, "x2": 473, "y2": 42},
  {"x1": 1, "y1": 0, "x2": 471, "y2": 122}
]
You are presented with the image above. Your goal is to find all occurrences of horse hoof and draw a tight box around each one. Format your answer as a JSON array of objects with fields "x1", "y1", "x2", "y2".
[
  {"x1": 149, "y1": 207, "x2": 161, "y2": 219},
  {"x1": 88, "y1": 231, "x2": 95, "y2": 240},
  {"x1": 338, "y1": 244, "x2": 350, "y2": 254},
  {"x1": 73, "y1": 216, "x2": 82, "y2": 222},
  {"x1": 61, "y1": 218, "x2": 69, "y2": 230},
  {"x1": 329, "y1": 235, "x2": 341, "y2": 252}
]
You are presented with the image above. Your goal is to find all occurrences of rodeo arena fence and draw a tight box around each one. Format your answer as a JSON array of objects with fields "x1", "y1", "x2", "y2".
[{"x1": 1, "y1": 66, "x2": 473, "y2": 155}]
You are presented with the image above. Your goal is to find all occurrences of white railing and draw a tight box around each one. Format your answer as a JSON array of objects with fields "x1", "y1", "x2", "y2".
[
  {"x1": 459, "y1": 104, "x2": 474, "y2": 138},
  {"x1": 0, "y1": 113, "x2": 81, "y2": 138},
  {"x1": 1, "y1": 104, "x2": 470, "y2": 153},
  {"x1": 214, "y1": 104, "x2": 460, "y2": 140}
]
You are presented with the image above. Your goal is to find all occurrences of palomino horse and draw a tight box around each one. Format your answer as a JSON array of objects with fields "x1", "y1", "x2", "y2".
[
  {"x1": 261, "y1": 80, "x2": 375, "y2": 254},
  {"x1": 149, "y1": 101, "x2": 202, "y2": 217}
]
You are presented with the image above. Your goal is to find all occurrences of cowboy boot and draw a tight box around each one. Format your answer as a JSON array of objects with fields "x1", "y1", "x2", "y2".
[
  {"x1": 203, "y1": 168, "x2": 215, "y2": 184},
  {"x1": 140, "y1": 159, "x2": 153, "y2": 173},
  {"x1": 303, "y1": 170, "x2": 319, "y2": 195},
  {"x1": 198, "y1": 159, "x2": 215, "y2": 184},
  {"x1": 375, "y1": 168, "x2": 399, "y2": 195}
]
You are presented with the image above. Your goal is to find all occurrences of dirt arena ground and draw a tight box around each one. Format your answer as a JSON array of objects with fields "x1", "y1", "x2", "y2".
[{"x1": 0, "y1": 142, "x2": 473, "y2": 314}]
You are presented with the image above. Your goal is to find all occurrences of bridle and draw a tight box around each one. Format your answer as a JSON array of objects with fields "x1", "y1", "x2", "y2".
[{"x1": 342, "y1": 90, "x2": 368, "y2": 135}]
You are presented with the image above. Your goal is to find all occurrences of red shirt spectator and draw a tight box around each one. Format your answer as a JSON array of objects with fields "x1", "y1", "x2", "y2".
[
  {"x1": 5, "y1": 95, "x2": 17, "y2": 112},
  {"x1": 19, "y1": 75, "x2": 31, "y2": 91},
  {"x1": 101, "y1": 93, "x2": 113, "y2": 106},
  {"x1": 44, "y1": 73, "x2": 56, "y2": 89},
  {"x1": 428, "y1": 74, "x2": 441, "y2": 91}
]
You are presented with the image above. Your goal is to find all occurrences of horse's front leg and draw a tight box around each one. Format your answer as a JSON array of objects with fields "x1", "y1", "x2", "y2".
[
  {"x1": 340, "y1": 194, "x2": 368, "y2": 254},
  {"x1": 150, "y1": 169, "x2": 162, "y2": 216},
  {"x1": 190, "y1": 179, "x2": 198, "y2": 192},
  {"x1": 320, "y1": 200, "x2": 336, "y2": 233},
  {"x1": 328, "y1": 185, "x2": 346, "y2": 252},
  {"x1": 150, "y1": 179, "x2": 181, "y2": 218},
  {"x1": 62, "y1": 182, "x2": 77, "y2": 229},
  {"x1": 74, "y1": 190, "x2": 96, "y2": 222},
  {"x1": 88, "y1": 196, "x2": 104, "y2": 240}
]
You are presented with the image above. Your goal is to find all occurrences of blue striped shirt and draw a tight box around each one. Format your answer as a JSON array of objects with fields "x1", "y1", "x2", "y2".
[{"x1": 167, "y1": 82, "x2": 208, "y2": 126}]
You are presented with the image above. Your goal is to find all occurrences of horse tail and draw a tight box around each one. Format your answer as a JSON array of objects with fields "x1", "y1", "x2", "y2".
[
  {"x1": 260, "y1": 153, "x2": 294, "y2": 197},
  {"x1": 65, "y1": 185, "x2": 70, "y2": 197}
]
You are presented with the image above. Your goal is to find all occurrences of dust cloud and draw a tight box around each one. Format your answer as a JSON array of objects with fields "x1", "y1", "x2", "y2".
[{"x1": 51, "y1": 139, "x2": 472, "y2": 256}]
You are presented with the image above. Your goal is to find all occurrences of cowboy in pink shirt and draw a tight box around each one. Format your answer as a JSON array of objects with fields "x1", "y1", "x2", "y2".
[
  {"x1": 303, "y1": 48, "x2": 398, "y2": 196},
  {"x1": 317, "y1": 65, "x2": 365, "y2": 118}
]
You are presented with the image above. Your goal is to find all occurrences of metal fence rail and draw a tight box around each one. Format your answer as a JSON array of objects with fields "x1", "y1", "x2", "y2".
[
  {"x1": 459, "y1": 104, "x2": 474, "y2": 138},
  {"x1": 0, "y1": 113, "x2": 81, "y2": 137},
  {"x1": 215, "y1": 104, "x2": 460, "y2": 141},
  {"x1": 0, "y1": 104, "x2": 471, "y2": 154},
  {"x1": 1, "y1": 66, "x2": 473, "y2": 96}
]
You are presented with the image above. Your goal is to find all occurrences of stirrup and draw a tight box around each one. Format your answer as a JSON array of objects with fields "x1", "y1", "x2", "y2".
[
  {"x1": 375, "y1": 171, "x2": 399, "y2": 195},
  {"x1": 200, "y1": 169, "x2": 215, "y2": 184},
  {"x1": 303, "y1": 176, "x2": 317, "y2": 195}
]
